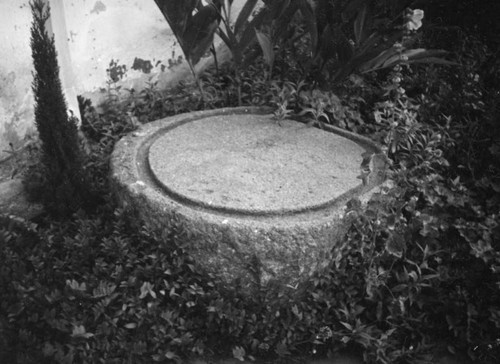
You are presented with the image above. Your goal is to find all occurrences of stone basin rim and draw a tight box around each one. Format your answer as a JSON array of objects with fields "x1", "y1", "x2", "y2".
[{"x1": 129, "y1": 107, "x2": 383, "y2": 219}]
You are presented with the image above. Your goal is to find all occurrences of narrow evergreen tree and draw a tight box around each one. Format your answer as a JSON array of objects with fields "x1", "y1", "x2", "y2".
[{"x1": 29, "y1": 0, "x2": 89, "y2": 216}]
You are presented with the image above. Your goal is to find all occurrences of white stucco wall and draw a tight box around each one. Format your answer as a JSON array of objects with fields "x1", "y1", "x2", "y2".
[
  {"x1": 0, "y1": 2, "x2": 35, "y2": 160},
  {"x1": 64, "y1": 0, "x2": 182, "y2": 94},
  {"x1": 0, "y1": 0, "x2": 249, "y2": 161}
]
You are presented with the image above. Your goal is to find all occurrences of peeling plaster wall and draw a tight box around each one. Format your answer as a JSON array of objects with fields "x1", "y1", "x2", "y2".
[
  {"x1": 64, "y1": 0, "x2": 182, "y2": 95},
  {"x1": 69, "y1": 0, "x2": 243, "y2": 105},
  {"x1": 0, "y1": 2, "x2": 35, "y2": 160},
  {"x1": 0, "y1": 0, "x2": 248, "y2": 160}
]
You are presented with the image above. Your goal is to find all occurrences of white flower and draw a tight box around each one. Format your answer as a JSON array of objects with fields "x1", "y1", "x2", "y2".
[{"x1": 406, "y1": 9, "x2": 424, "y2": 31}]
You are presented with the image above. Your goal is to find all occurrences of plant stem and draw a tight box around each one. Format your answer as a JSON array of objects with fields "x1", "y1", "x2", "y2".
[{"x1": 186, "y1": 58, "x2": 207, "y2": 104}]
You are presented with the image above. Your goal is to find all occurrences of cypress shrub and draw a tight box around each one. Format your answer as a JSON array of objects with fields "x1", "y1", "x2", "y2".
[{"x1": 29, "y1": 0, "x2": 91, "y2": 216}]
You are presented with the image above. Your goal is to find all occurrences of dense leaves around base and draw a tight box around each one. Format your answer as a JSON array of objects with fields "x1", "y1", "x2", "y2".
[{"x1": 1, "y1": 161, "x2": 499, "y2": 363}]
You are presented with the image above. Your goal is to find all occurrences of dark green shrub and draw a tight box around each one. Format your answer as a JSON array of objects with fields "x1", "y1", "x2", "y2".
[
  {"x1": 0, "y1": 206, "x2": 221, "y2": 363},
  {"x1": 0, "y1": 215, "x2": 41, "y2": 362},
  {"x1": 28, "y1": 0, "x2": 93, "y2": 217},
  {"x1": 403, "y1": 29, "x2": 500, "y2": 202},
  {"x1": 344, "y1": 37, "x2": 500, "y2": 361}
]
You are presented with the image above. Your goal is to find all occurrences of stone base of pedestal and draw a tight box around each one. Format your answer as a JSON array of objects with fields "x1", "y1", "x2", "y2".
[{"x1": 110, "y1": 107, "x2": 387, "y2": 289}]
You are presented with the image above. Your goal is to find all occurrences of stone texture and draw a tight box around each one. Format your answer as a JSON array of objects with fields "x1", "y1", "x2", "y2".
[
  {"x1": 148, "y1": 114, "x2": 363, "y2": 213},
  {"x1": 110, "y1": 107, "x2": 387, "y2": 290}
]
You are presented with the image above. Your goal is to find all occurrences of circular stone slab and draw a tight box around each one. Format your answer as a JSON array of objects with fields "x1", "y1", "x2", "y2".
[
  {"x1": 148, "y1": 114, "x2": 362, "y2": 214},
  {"x1": 111, "y1": 107, "x2": 386, "y2": 289}
]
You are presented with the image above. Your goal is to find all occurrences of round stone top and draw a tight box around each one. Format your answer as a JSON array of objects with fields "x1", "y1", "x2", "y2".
[{"x1": 148, "y1": 114, "x2": 365, "y2": 215}]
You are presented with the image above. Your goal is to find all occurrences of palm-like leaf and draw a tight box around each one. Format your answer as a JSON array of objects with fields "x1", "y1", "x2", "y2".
[
  {"x1": 153, "y1": 0, "x2": 198, "y2": 49},
  {"x1": 154, "y1": 0, "x2": 220, "y2": 66}
]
